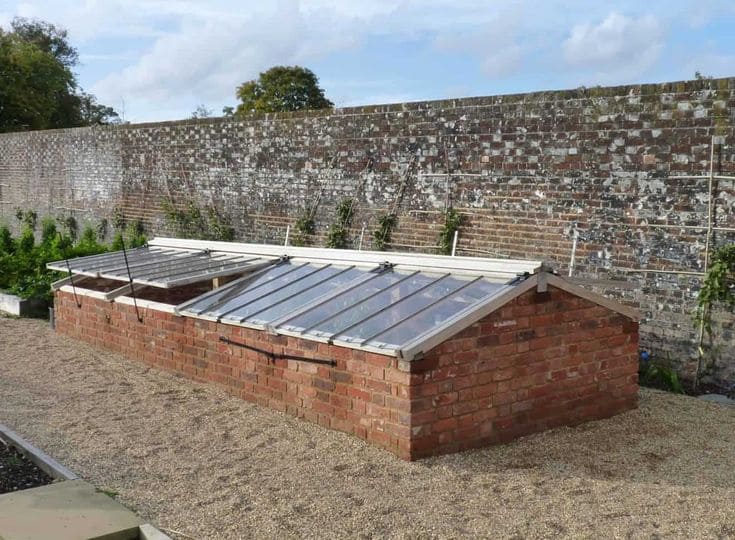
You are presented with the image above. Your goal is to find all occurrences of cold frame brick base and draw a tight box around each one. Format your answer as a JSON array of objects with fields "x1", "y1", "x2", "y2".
[{"x1": 54, "y1": 285, "x2": 639, "y2": 460}]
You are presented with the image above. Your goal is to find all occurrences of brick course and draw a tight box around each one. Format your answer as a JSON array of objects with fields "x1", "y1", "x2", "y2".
[{"x1": 54, "y1": 282, "x2": 638, "y2": 460}]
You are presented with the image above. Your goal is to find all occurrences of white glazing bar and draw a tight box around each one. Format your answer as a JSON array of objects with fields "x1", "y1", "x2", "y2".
[
  {"x1": 360, "y1": 276, "x2": 482, "y2": 345},
  {"x1": 66, "y1": 248, "x2": 181, "y2": 272},
  {"x1": 300, "y1": 271, "x2": 421, "y2": 334},
  {"x1": 327, "y1": 273, "x2": 452, "y2": 342},
  {"x1": 216, "y1": 264, "x2": 329, "y2": 320},
  {"x1": 268, "y1": 267, "x2": 384, "y2": 329},
  {"x1": 91, "y1": 249, "x2": 204, "y2": 274},
  {"x1": 186, "y1": 261, "x2": 304, "y2": 315},
  {"x1": 242, "y1": 265, "x2": 357, "y2": 323}
]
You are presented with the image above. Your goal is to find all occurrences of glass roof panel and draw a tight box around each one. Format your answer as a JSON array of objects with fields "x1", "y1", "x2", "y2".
[
  {"x1": 222, "y1": 265, "x2": 345, "y2": 323},
  {"x1": 334, "y1": 275, "x2": 470, "y2": 344},
  {"x1": 184, "y1": 262, "x2": 310, "y2": 315},
  {"x1": 366, "y1": 280, "x2": 506, "y2": 349},
  {"x1": 247, "y1": 267, "x2": 366, "y2": 324},
  {"x1": 305, "y1": 273, "x2": 438, "y2": 338},
  {"x1": 280, "y1": 271, "x2": 407, "y2": 332}
]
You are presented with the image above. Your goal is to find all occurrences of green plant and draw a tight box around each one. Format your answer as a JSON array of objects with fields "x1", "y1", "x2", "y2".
[
  {"x1": 639, "y1": 362, "x2": 684, "y2": 394},
  {"x1": 162, "y1": 198, "x2": 234, "y2": 241},
  {"x1": 373, "y1": 213, "x2": 397, "y2": 251},
  {"x1": 96, "y1": 218, "x2": 108, "y2": 240},
  {"x1": 0, "y1": 225, "x2": 13, "y2": 253},
  {"x1": 15, "y1": 208, "x2": 37, "y2": 230},
  {"x1": 325, "y1": 198, "x2": 354, "y2": 249},
  {"x1": 111, "y1": 206, "x2": 126, "y2": 231},
  {"x1": 697, "y1": 244, "x2": 735, "y2": 334},
  {"x1": 292, "y1": 211, "x2": 316, "y2": 247},
  {"x1": 111, "y1": 219, "x2": 147, "y2": 250},
  {"x1": 60, "y1": 215, "x2": 78, "y2": 240},
  {"x1": 0, "y1": 223, "x2": 109, "y2": 305},
  {"x1": 40, "y1": 217, "x2": 57, "y2": 244},
  {"x1": 438, "y1": 208, "x2": 463, "y2": 255}
]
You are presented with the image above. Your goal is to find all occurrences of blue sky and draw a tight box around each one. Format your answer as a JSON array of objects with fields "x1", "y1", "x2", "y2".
[{"x1": 1, "y1": 0, "x2": 734, "y2": 123}]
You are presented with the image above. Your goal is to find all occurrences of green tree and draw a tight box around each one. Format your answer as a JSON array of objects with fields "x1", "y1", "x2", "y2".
[
  {"x1": 0, "y1": 17, "x2": 118, "y2": 132},
  {"x1": 235, "y1": 66, "x2": 333, "y2": 115}
]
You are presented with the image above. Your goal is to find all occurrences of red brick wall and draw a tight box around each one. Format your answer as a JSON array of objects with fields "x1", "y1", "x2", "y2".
[
  {"x1": 405, "y1": 285, "x2": 639, "y2": 458},
  {"x1": 54, "y1": 283, "x2": 638, "y2": 460}
]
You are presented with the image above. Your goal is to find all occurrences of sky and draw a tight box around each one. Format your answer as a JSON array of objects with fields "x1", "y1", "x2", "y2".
[{"x1": 1, "y1": 0, "x2": 734, "y2": 123}]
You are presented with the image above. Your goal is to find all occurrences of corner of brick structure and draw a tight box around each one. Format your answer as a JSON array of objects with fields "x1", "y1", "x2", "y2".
[{"x1": 53, "y1": 283, "x2": 638, "y2": 461}]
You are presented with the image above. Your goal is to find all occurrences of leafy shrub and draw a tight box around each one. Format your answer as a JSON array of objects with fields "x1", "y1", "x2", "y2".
[
  {"x1": 0, "y1": 216, "x2": 122, "y2": 306},
  {"x1": 639, "y1": 361, "x2": 684, "y2": 394},
  {"x1": 438, "y1": 208, "x2": 463, "y2": 255},
  {"x1": 326, "y1": 198, "x2": 354, "y2": 249}
]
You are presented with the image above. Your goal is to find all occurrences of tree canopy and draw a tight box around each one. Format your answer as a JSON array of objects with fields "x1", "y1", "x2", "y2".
[
  {"x1": 235, "y1": 66, "x2": 333, "y2": 115},
  {"x1": 0, "y1": 17, "x2": 119, "y2": 133}
]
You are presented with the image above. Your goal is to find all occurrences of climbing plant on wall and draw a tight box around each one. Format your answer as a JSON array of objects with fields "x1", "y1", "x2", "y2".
[
  {"x1": 437, "y1": 208, "x2": 463, "y2": 255},
  {"x1": 161, "y1": 198, "x2": 235, "y2": 241},
  {"x1": 325, "y1": 198, "x2": 355, "y2": 249},
  {"x1": 373, "y1": 214, "x2": 397, "y2": 251},
  {"x1": 697, "y1": 244, "x2": 735, "y2": 334},
  {"x1": 291, "y1": 210, "x2": 316, "y2": 247}
]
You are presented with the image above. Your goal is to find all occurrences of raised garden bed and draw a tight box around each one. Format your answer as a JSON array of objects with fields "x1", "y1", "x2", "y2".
[
  {"x1": 0, "y1": 441, "x2": 53, "y2": 494},
  {"x1": 0, "y1": 292, "x2": 47, "y2": 318}
]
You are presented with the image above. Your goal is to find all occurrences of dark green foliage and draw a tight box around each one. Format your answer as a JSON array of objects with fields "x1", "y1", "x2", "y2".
[
  {"x1": 697, "y1": 244, "x2": 735, "y2": 334},
  {"x1": 96, "y1": 218, "x2": 108, "y2": 241},
  {"x1": 639, "y1": 362, "x2": 684, "y2": 394},
  {"x1": 161, "y1": 199, "x2": 235, "y2": 241},
  {"x1": 438, "y1": 208, "x2": 463, "y2": 255},
  {"x1": 0, "y1": 226, "x2": 13, "y2": 253},
  {"x1": 326, "y1": 198, "x2": 355, "y2": 249},
  {"x1": 0, "y1": 220, "x2": 109, "y2": 304},
  {"x1": 291, "y1": 211, "x2": 316, "y2": 247},
  {"x1": 110, "y1": 219, "x2": 147, "y2": 250},
  {"x1": 0, "y1": 17, "x2": 118, "y2": 132},
  {"x1": 15, "y1": 209, "x2": 37, "y2": 230},
  {"x1": 40, "y1": 217, "x2": 57, "y2": 244},
  {"x1": 60, "y1": 215, "x2": 77, "y2": 240},
  {"x1": 235, "y1": 66, "x2": 333, "y2": 115},
  {"x1": 373, "y1": 214, "x2": 397, "y2": 251}
]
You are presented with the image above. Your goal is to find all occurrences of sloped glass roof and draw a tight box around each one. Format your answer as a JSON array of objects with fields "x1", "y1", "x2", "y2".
[
  {"x1": 51, "y1": 237, "x2": 543, "y2": 358},
  {"x1": 47, "y1": 246, "x2": 273, "y2": 288},
  {"x1": 176, "y1": 260, "x2": 510, "y2": 357}
]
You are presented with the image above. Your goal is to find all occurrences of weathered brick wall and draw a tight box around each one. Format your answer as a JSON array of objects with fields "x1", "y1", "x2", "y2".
[
  {"x1": 54, "y1": 283, "x2": 638, "y2": 459},
  {"x1": 406, "y1": 285, "x2": 638, "y2": 458},
  {"x1": 4, "y1": 77, "x2": 735, "y2": 383}
]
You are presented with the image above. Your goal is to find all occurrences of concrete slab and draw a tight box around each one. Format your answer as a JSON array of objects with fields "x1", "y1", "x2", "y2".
[
  {"x1": 698, "y1": 393, "x2": 735, "y2": 407},
  {"x1": 0, "y1": 480, "x2": 141, "y2": 540}
]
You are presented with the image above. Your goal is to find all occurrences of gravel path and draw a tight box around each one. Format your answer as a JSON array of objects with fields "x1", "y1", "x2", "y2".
[{"x1": 1, "y1": 317, "x2": 735, "y2": 539}]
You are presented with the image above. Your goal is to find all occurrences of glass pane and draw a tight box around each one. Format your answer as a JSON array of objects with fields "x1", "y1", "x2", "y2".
[
  {"x1": 367, "y1": 280, "x2": 505, "y2": 348},
  {"x1": 336, "y1": 276, "x2": 470, "y2": 343},
  {"x1": 184, "y1": 263, "x2": 307, "y2": 315},
  {"x1": 248, "y1": 267, "x2": 365, "y2": 324},
  {"x1": 224, "y1": 266, "x2": 344, "y2": 322},
  {"x1": 281, "y1": 271, "x2": 406, "y2": 331},
  {"x1": 306, "y1": 273, "x2": 439, "y2": 338}
]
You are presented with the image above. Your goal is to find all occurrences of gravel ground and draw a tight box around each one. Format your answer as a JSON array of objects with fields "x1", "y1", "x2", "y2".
[
  {"x1": 0, "y1": 439, "x2": 53, "y2": 494},
  {"x1": 1, "y1": 317, "x2": 735, "y2": 539}
]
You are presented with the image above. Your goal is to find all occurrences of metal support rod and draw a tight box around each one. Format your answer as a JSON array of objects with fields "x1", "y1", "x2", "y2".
[
  {"x1": 568, "y1": 228, "x2": 579, "y2": 278},
  {"x1": 284, "y1": 225, "x2": 290, "y2": 247},
  {"x1": 119, "y1": 234, "x2": 144, "y2": 323},
  {"x1": 219, "y1": 336, "x2": 336, "y2": 366},
  {"x1": 619, "y1": 268, "x2": 705, "y2": 276},
  {"x1": 451, "y1": 230, "x2": 459, "y2": 256},
  {"x1": 695, "y1": 137, "x2": 718, "y2": 390},
  {"x1": 358, "y1": 224, "x2": 366, "y2": 251}
]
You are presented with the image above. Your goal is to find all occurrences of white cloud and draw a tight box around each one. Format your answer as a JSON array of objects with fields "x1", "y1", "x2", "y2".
[
  {"x1": 562, "y1": 12, "x2": 664, "y2": 80},
  {"x1": 434, "y1": 5, "x2": 525, "y2": 79}
]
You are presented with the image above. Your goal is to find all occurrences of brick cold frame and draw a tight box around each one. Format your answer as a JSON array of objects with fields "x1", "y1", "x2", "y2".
[{"x1": 54, "y1": 285, "x2": 638, "y2": 460}]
